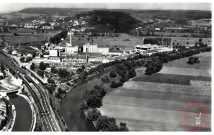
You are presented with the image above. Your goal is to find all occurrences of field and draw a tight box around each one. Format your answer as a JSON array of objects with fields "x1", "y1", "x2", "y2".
[
  {"x1": 100, "y1": 52, "x2": 211, "y2": 131},
  {"x1": 70, "y1": 34, "x2": 211, "y2": 52}
]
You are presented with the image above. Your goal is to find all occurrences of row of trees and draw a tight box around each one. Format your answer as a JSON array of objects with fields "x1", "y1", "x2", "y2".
[
  {"x1": 81, "y1": 85, "x2": 106, "y2": 109},
  {"x1": 145, "y1": 59, "x2": 163, "y2": 75},
  {"x1": 144, "y1": 38, "x2": 171, "y2": 45},
  {"x1": 143, "y1": 46, "x2": 211, "y2": 75},
  {"x1": 80, "y1": 84, "x2": 129, "y2": 131}
]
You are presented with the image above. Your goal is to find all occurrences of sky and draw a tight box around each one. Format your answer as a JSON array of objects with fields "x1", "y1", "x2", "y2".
[{"x1": 0, "y1": 2, "x2": 211, "y2": 14}]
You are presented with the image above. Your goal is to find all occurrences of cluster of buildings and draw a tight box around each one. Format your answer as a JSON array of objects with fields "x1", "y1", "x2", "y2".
[
  {"x1": 10, "y1": 17, "x2": 88, "y2": 32},
  {"x1": 32, "y1": 34, "x2": 123, "y2": 69},
  {"x1": 0, "y1": 99, "x2": 7, "y2": 127},
  {"x1": 32, "y1": 32, "x2": 174, "y2": 70}
]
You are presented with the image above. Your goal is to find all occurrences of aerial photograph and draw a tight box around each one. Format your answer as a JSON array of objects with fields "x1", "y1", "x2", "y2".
[{"x1": 0, "y1": 2, "x2": 212, "y2": 132}]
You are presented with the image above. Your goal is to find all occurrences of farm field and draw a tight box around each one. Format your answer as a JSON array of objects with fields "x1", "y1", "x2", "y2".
[{"x1": 100, "y1": 52, "x2": 211, "y2": 131}]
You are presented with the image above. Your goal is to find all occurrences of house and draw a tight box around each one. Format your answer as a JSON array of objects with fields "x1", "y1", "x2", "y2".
[
  {"x1": 97, "y1": 46, "x2": 109, "y2": 55},
  {"x1": 155, "y1": 28, "x2": 161, "y2": 31},
  {"x1": 0, "y1": 71, "x2": 4, "y2": 79},
  {"x1": 109, "y1": 50, "x2": 123, "y2": 56},
  {"x1": 12, "y1": 50, "x2": 17, "y2": 55}
]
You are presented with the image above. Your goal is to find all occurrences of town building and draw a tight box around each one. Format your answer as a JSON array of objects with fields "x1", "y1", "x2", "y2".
[
  {"x1": 135, "y1": 44, "x2": 159, "y2": 52},
  {"x1": 65, "y1": 46, "x2": 79, "y2": 55},
  {"x1": 83, "y1": 43, "x2": 109, "y2": 55},
  {"x1": 109, "y1": 50, "x2": 123, "y2": 56}
]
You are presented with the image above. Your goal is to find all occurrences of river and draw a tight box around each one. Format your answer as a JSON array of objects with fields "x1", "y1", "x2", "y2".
[
  {"x1": 60, "y1": 77, "x2": 102, "y2": 131},
  {"x1": 9, "y1": 94, "x2": 32, "y2": 131}
]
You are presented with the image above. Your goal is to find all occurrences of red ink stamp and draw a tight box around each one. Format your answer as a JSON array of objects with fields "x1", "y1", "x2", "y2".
[{"x1": 177, "y1": 98, "x2": 210, "y2": 131}]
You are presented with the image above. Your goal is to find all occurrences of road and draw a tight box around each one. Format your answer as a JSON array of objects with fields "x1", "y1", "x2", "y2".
[{"x1": 0, "y1": 49, "x2": 61, "y2": 131}]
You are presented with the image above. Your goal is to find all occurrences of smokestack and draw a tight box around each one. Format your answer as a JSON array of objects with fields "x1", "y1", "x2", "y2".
[
  {"x1": 70, "y1": 32, "x2": 72, "y2": 46},
  {"x1": 86, "y1": 47, "x2": 88, "y2": 63}
]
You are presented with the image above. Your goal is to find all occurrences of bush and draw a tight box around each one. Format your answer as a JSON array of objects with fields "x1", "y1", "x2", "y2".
[
  {"x1": 109, "y1": 70, "x2": 117, "y2": 78},
  {"x1": 110, "y1": 81, "x2": 123, "y2": 88}
]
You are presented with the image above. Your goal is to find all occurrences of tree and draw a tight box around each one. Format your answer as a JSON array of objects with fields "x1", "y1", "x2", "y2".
[
  {"x1": 45, "y1": 84, "x2": 56, "y2": 94},
  {"x1": 194, "y1": 57, "x2": 200, "y2": 63},
  {"x1": 30, "y1": 63, "x2": 36, "y2": 71},
  {"x1": 119, "y1": 122, "x2": 129, "y2": 131},
  {"x1": 47, "y1": 78, "x2": 55, "y2": 84},
  {"x1": 8, "y1": 48, "x2": 13, "y2": 54},
  {"x1": 123, "y1": 61, "x2": 133, "y2": 70},
  {"x1": 110, "y1": 81, "x2": 123, "y2": 88},
  {"x1": 94, "y1": 85, "x2": 107, "y2": 97},
  {"x1": 80, "y1": 101, "x2": 89, "y2": 111},
  {"x1": 95, "y1": 116, "x2": 119, "y2": 131},
  {"x1": 25, "y1": 57, "x2": 32, "y2": 62},
  {"x1": 101, "y1": 75, "x2": 110, "y2": 83},
  {"x1": 97, "y1": 65, "x2": 104, "y2": 73},
  {"x1": 20, "y1": 57, "x2": 25, "y2": 62},
  {"x1": 145, "y1": 59, "x2": 163, "y2": 75},
  {"x1": 39, "y1": 62, "x2": 47, "y2": 70},
  {"x1": 37, "y1": 69, "x2": 44, "y2": 77},
  {"x1": 58, "y1": 87, "x2": 66, "y2": 94},
  {"x1": 86, "y1": 96, "x2": 102, "y2": 108},
  {"x1": 0, "y1": 65, "x2": 5, "y2": 71},
  {"x1": 58, "y1": 69, "x2": 70, "y2": 78},
  {"x1": 86, "y1": 108, "x2": 101, "y2": 121},
  {"x1": 127, "y1": 68, "x2": 136, "y2": 78},
  {"x1": 109, "y1": 70, "x2": 117, "y2": 78},
  {"x1": 51, "y1": 66, "x2": 58, "y2": 73},
  {"x1": 79, "y1": 71, "x2": 87, "y2": 81},
  {"x1": 76, "y1": 67, "x2": 84, "y2": 74},
  {"x1": 187, "y1": 57, "x2": 195, "y2": 64}
]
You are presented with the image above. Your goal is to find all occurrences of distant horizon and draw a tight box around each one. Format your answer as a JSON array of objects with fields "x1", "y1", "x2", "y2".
[{"x1": 0, "y1": 3, "x2": 211, "y2": 14}]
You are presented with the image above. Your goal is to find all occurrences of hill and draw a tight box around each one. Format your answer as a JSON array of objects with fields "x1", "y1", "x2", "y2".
[
  {"x1": 18, "y1": 8, "x2": 92, "y2": 16},
  {"x1": 75, "y1": 10, "x2": 141, "y2": 33}
]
